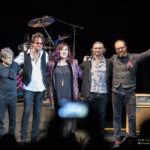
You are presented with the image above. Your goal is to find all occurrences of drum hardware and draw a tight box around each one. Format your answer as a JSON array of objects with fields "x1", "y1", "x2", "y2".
[
  {"x1": 45, "y1": 35, "x2": 70, "y2": 45},
  {"x1": 43, "y1": 46, "x2": 55, "y2": 50},
  {"x1": 27, "y1": 15, "x2": 84, "y2": 57},
  {"x1": 54, "y1": 17, "x2": 84, "y2": 57},
  {"x1": 28, "y1": 16, "x2": 55, "y2": 46},
  {"x1": 24, "y1": 33, "x2": 30, "y2": 42},
  {"x1": 53, "y1": 35, "x2": 70, "y2": 45}
]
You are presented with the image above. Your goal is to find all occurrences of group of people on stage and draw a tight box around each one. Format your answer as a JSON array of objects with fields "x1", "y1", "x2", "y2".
[{"x1": 0, "y1": 32, "x2": 150, "y2": 148}]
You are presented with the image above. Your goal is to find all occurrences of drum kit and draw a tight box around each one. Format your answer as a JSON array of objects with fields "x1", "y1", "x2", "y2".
[
  {"x1": 18, "y1": 16, "x2": 70, "y2": 55},
  {"x1": 18, "y1": 15, "x2": 84, "y2": 57}
]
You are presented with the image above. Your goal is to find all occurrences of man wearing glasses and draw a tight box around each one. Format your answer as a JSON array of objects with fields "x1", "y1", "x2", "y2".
[
  {"x1": 111, "y1": 40, "x2": 150, "y2": 148},
  {"x1": 81, "y1": 41, "x2": 110, "y2": 139},
  {"x1": 14, "y1": 32, "x2": 48, "y2": 143}
]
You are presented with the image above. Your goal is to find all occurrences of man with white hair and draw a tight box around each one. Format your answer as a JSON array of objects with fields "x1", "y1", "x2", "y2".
[{"x1": 0, "y1": 47, "x2": 19, "y2": 137}]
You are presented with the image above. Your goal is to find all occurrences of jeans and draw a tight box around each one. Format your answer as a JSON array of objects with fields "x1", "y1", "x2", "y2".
[
  {"x1": 112, "y1": 91, "x2": 136, "y2": 141},
  {"x1": 21, "y1": 90, "x2": 45, "y2": 141},
  {"x1": 0, "y1": 97, "x2": 17, "y2": 137},
  {"x1": 88, "y1": 93, "x2": 108, "y2": 136}
]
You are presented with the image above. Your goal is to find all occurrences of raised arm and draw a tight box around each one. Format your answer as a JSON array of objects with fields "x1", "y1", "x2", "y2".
[{"x1": 14, "y1": 52, "x2": 24, "y2": 65}]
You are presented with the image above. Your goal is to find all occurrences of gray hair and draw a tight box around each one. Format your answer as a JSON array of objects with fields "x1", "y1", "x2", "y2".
[
  {"x1": 0, "y1": 47, "x2": 14, "y2": 60},
  {"x1": 91, "y1": 41, "x2": 106, "y2": 55}
]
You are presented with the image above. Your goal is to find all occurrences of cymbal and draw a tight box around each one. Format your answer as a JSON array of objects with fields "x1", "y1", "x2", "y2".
[{"x1": 28, "y1": 16, "x2": 54, "y2": 28}]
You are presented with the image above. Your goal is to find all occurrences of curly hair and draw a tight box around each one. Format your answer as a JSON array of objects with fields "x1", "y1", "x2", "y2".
[
  {"x1": 31, "y1": 32, "x2": 44, "y2": 44},
  {"x1": 0, "y1": 47, "x2": 14, "y2": 60}
]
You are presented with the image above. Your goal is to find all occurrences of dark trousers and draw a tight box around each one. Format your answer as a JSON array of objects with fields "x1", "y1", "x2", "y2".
[
  {"x1": 21, "y1": 90, "x2": 45, "y2": 141},
  {"x1": 112, "y1": 91, "x2": 136, "y2": 141},
  {"x1": 0, "y1": 97, "x2": 17, "y2": 137},
  {"x1": 88, "y1": 93, "x2": 108, "y2": 136}
]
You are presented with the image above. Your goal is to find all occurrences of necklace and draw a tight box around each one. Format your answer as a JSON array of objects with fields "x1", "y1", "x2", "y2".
[
  {"x1": 31, "y1": 52, "x2": 40, "y2": 64},
  {"x1": 57, "y1": 60, "x2": 68, "y2": 86},
  {"x1": 62, "y1": 66, "x2": 67, "y2": 86},
  {"x1": 57, "y1": 65, "x2": 68, "y2": 86},
  {"x1": 58, "y1": 59, "x2": 68, "y2": 66}
]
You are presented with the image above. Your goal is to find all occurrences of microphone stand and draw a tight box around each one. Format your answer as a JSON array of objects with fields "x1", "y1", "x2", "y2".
[
  {"x1": 41, "y1": 22, "x2": 55, "y2": 56},
  {"x1": 41, "y1": 22, "x2": 55, "y2": 102},
  {"x1": 55, "y1": 18, "x2": 84, "y2": 57}
]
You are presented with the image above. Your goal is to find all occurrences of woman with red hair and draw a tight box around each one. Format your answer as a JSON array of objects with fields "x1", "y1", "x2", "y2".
[{"x1": 47, "y1": 43, "x2": 82, "y2": 110}]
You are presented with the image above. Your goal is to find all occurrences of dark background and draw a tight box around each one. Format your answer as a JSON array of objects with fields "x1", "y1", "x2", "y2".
[{"x1": 0, "y1": 0, "x2": 150, "y2": 93}]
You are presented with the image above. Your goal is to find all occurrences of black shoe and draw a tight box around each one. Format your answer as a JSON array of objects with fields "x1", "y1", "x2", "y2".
[
  {"x1": 31, "y1": 138, "x2": 37, "y2": 143},
  {"x1": 18, "y1": 140, "x2": 26, "y2": 146}
]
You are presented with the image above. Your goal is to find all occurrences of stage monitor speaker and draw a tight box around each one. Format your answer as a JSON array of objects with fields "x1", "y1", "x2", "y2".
[{"x1": 126, "y1": 93, "x2": 150, "y2": 134}]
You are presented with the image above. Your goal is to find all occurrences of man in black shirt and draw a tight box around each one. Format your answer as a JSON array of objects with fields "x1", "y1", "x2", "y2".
[
  {"x1": 111, "y1": 40, "x2": 150, "y2": 148},
  {"x1": 0, "y1": 47, "x2": 19, "y2": 137}
]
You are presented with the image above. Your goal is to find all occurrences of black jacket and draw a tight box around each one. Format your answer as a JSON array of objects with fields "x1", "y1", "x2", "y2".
[{"x1": 22, "y1": 51, "x2": 47, "y2": 86}]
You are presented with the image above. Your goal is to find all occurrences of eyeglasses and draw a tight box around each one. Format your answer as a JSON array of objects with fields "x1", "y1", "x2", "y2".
[
  {"x1": 35, "y1": 42, "x2": 43, "y2": 45},
  {"x1": 93, "y1": 47, "x2": 103, "y2": 50},
  {"x1": 115, "y1": 47, "x2": 125, "y2": 51}
]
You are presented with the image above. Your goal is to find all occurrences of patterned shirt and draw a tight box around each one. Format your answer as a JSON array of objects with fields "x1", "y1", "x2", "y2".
[{"x1": 90, "y1": 56, "x2": 107, "y2": 93}]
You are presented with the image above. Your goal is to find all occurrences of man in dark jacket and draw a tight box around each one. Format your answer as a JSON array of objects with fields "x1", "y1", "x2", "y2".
[
  {"x1": 111, "y1": 40, "x2": 150, "y2": 148},
  {"x1": 81, "y1": 41, "x2": 110, "y2": 138}
]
